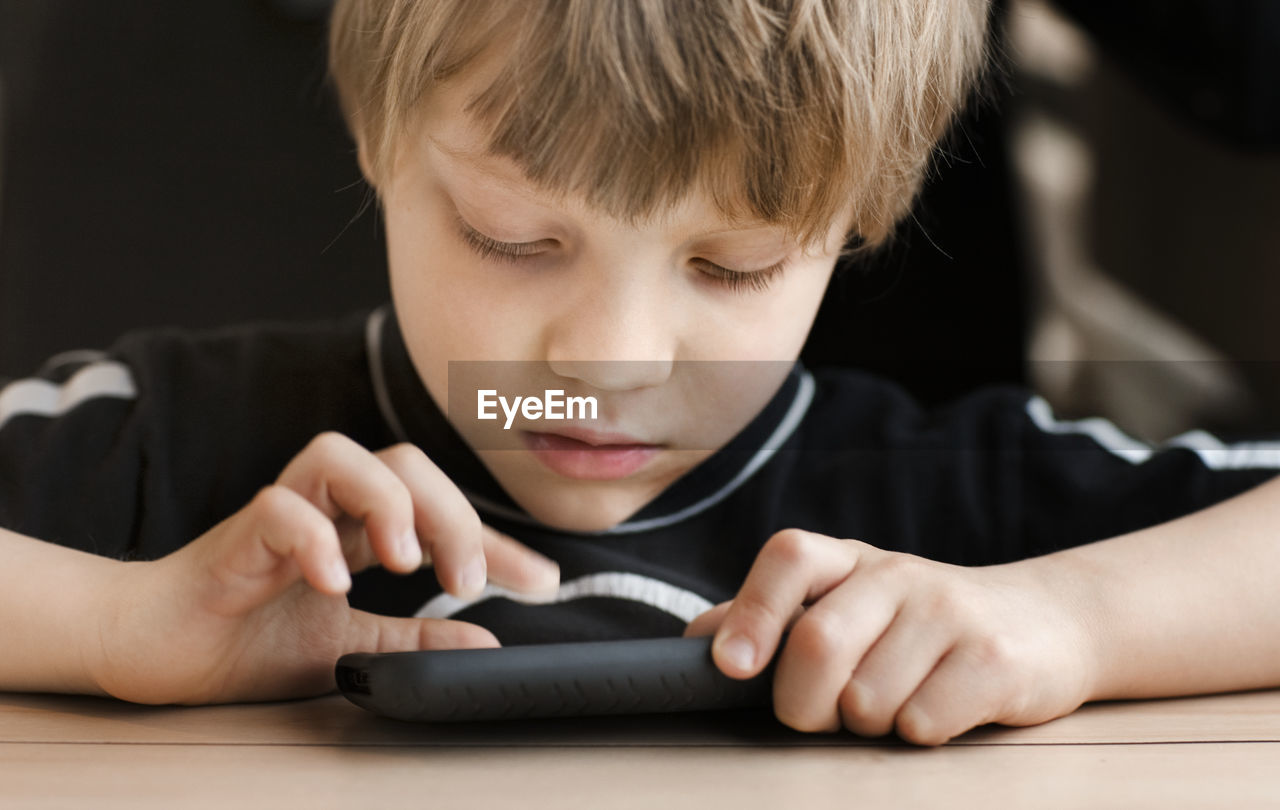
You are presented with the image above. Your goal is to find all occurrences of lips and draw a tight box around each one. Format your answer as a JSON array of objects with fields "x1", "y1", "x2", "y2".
[{"x1": 521, "y1": 428, "x2": 662, "y2": 480}]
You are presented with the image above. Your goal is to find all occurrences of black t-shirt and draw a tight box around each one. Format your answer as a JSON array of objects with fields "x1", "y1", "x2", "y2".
[{"x1": 2, "y1": 307, "x2": 1277, "y2": 645}]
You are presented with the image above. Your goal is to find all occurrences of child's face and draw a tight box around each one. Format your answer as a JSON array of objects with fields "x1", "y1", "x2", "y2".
[{"x1": 379, "y1": 69, "x2": 849, "y2": 532}]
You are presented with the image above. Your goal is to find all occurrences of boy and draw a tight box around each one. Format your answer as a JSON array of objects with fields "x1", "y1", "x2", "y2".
[{"x1": 2, "y1": 0, "x2": 1279, "y2": 747}]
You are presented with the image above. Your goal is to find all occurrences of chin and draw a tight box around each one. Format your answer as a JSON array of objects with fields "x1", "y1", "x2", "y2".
[{"x1": 513, "y1": 484, "x2": 652, "y2": 533}]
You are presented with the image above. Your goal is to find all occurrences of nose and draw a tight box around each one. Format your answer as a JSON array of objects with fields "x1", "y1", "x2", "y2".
[{"x1": 544, "y1": 277, "x2": 676, "y2": 392}]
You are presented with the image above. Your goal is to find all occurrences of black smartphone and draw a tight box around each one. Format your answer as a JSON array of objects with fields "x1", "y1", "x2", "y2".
[{"x1": 336, "y1": 635, "x2": 776, "y2": 722}]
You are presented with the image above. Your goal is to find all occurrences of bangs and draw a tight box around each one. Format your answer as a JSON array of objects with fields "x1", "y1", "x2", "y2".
[
  {"x1": 331, "y1": 0, "x2": 990, "y2": 251},
  {"x1": 465, "y1": 3, "x2": 850, "y2": 251}
]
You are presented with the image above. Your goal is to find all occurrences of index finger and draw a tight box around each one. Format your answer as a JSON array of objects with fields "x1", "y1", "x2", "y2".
[
  {"x1": 713, "y1": 529, "x2": 859, "y2": 678},
  {"x1": 376, "y1": 443, "x2": 489, "y2": 599},
  {"x1": 479, "y1": 524, "x2": 561, "y2": 596},
  {"x1": 276, "y1": 432, "x2": 420, "y2": 575}
]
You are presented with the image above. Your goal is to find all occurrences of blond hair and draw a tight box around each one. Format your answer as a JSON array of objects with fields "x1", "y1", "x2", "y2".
[{"x1": 329, "y1": 0, "x2": 989, "y2": 251}]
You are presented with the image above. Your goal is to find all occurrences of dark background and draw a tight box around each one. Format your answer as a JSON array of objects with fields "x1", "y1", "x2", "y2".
[{"x1": 0, "y1": 1, "x2": 388, "y2": 376}]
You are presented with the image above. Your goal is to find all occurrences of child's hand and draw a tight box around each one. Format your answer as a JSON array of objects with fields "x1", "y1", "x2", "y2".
[
  {"x1": 685, "y1": 529, "x2": 1097, "y2": 745},
  {"x1": 90, "y1": 432, "x2": 559, "y2": 705}
]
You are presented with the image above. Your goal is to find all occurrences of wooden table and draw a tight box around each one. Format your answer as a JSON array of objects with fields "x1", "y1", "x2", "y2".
[{"x1": 3, "y1": 688, "x2": 1279, "y2": 808}]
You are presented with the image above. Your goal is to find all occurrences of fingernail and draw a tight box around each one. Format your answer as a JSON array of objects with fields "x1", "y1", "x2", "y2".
[
  {"x1": 399, "y1": 530, "x2": 421, "y2": 566},
  {"x1": 329, "y1": 559, "x2": 352, "y2": 592},
  {"x1": 537, "y1": 560, "x2": 561, "y2": 591},
  {"x1": 461, "y1": 557, "x2": 487, "y2": 594},
  {"x1": 718, "y1": 635, "x2": 756, "y2": 672}
]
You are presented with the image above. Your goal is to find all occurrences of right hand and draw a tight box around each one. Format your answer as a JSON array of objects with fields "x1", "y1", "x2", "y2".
[{"x1": 89, "y1": 432, "x2": 559, "y2": 705}]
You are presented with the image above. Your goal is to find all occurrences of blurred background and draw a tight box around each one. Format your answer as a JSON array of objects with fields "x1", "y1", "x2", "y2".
[{"x1": 1, "y1": 0, "x2": 1278, "y2": 440}]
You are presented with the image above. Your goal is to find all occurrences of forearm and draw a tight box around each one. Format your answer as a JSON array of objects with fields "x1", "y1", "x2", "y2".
[
  {"x1": 1034, "y1": 475, "x2": 1280, "y2": 701},
  {"x1": 0, "y1": 527, "x2": 120, "y2": 695}
]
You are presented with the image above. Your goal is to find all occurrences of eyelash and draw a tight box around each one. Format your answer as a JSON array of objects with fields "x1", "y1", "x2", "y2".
[
  {"x1": 455, "y1": 217, "x2": 543, "y2": 263},
  {"x1": 453, "y1": 215, "x2": 789, "y2": 294},
  {"x1": 693, "y1": 258, "x2": 788, "y2": 294}
]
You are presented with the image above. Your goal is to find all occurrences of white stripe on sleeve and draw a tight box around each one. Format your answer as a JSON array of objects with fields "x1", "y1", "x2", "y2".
[
  {"x1": 1026, "y1": 395, "x2": 1280, "y2": 470},
  {"x1": 0, "y1": 361, "x2": 138, "y2": 432}
]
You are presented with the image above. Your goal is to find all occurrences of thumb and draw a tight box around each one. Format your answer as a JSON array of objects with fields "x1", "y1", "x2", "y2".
[
  {"x1": 683, "y1": 600, "x2": 806, "y2": 639},
  {"x1": 684, "y1": 600, "x2": 733, "y2": 637},
  {"x1": 344, "y1": 610, "x2": 501, "y2": 654}
]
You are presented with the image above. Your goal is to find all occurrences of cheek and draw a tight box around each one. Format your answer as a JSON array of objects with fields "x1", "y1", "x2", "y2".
[
  {"x1": 383, "y1": 197, "x2": 527, "y2": 403},
  {"x1": 696, "y1": 266, "x2": 833, "y2": 361},
  {"x1": 768, "y1": 261, "x2": 837, "y2": 351}
]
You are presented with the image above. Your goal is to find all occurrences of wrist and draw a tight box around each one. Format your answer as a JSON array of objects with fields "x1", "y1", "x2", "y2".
[
  {"x1": 1013, "y1": 548, "x2": 1114, "y2": 705},
  {"x1": 85, "y1": 555, "x2": 164, "y2": 701},
  {"x1": 0, "y1": 528, "x2": 127, "y2": 696},
  {"x1": 79, "y1": 556, "x2": 136, "y2": 698}
]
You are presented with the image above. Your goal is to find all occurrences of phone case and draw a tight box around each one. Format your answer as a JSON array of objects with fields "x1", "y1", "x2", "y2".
[{"x1": 336, "y1": 635, "x2": 775, "y2": 722}]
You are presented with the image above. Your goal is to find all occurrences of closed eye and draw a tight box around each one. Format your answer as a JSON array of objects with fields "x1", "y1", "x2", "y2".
[
  {"x1": 694, "y1": 258, "x2": 790, "y2": 293},
  {"x1": 454, "y1": 215, "x2": 547, "y2": 262}
]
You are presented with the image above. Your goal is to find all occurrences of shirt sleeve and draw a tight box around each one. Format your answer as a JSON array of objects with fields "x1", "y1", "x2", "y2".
[
  {"x1": 0, "y1": 312, "x2": 392, "y2": 560},
  {"x1": 1010, "y1": 391, "x2": 1280, "y2": 556},
  {"x1": 0, "y1": 347, "x2": 150, "y2": 557},
  {"x1": 798, "y1": 371, "x2": 1280, "y2": 565}
]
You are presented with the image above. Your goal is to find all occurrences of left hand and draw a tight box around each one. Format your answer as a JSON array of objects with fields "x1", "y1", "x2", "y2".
[{"x1": 684, "y1": 529, "x2": 1098, "y2": 745}]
